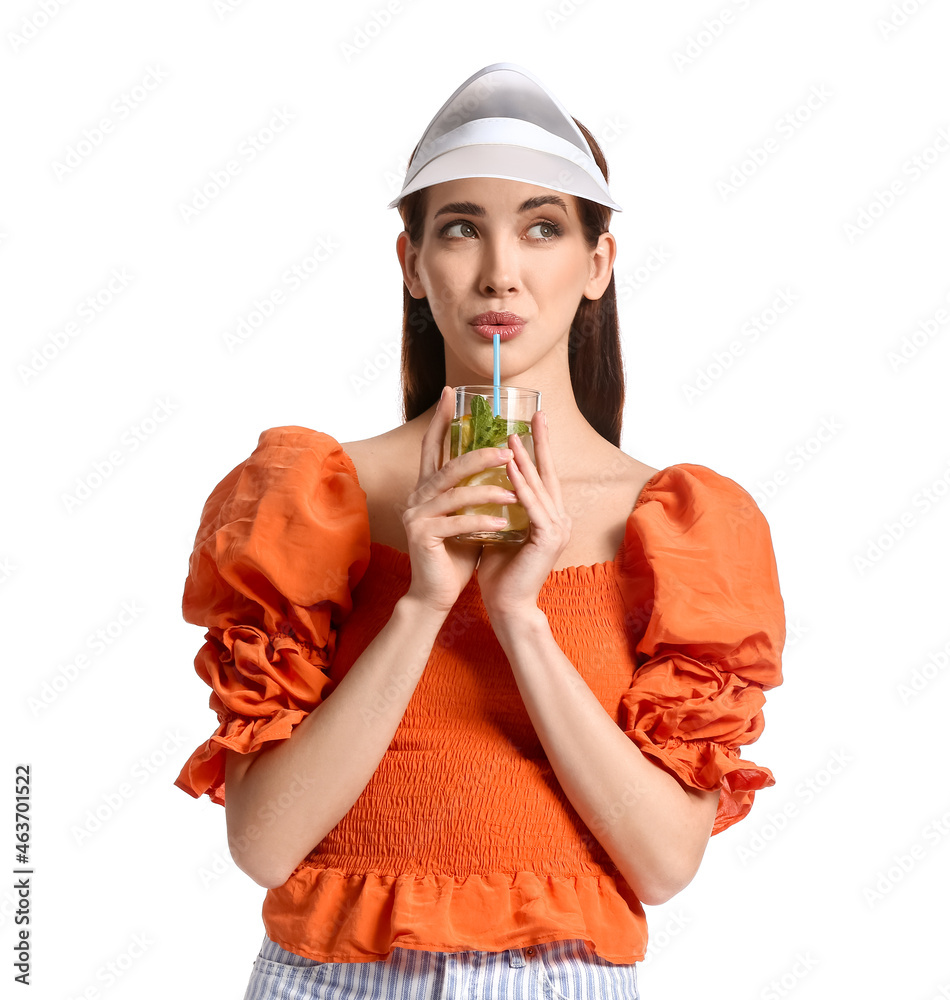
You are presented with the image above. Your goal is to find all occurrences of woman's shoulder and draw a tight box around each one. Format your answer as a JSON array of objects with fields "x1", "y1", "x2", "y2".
[
  {"x1": 621, "y1": 459, "x2": 776, "y2": 575},
  {"x1": 339, "y1": 422, "x2": 428, "y2": 553},
  {"x1": 545, "y1": 439, "x2": 658, "y2": 570},
  {"x1": 632, "y1": 460, "x2": 764, "y2": 514},
  {"x1": 205, "y1": 424, "x2": 367, "y2": 507},
  {"x1": 184, "y1": 425, "x2": 373, "y2": 633},
  {"x1": 560, "y1": 437, "x2": 660, "y2": 510},
  {"x1": 341, "y1": 418, "x2": 428, "y2": 488},
  {"x1": 247, "y1": 424, "x2": 398, "y2": 481},
  {"x1": 245, "y1": 423, "x2": 413, "y2": 474},
  {"x1": 340, "y1": 423, "x2": 415, "y2": 464},
  {"x1": 247, "y1": 424, "x2": 347, "y2": 460}
]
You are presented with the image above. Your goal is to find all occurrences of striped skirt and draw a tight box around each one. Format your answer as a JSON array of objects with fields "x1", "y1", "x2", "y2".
[{"x1": 242, "y1": 935, "x2": 641, "y2": 999}]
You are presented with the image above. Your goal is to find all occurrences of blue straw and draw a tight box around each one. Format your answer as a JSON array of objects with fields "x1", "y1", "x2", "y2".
[{"x1": 493, "y1": 333, "x2": 500, "y2": 415}]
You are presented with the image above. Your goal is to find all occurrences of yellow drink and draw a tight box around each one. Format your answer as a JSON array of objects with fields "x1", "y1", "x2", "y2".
[{"x1": 450, "y1": 412, "x2": 534, "y2": 543}]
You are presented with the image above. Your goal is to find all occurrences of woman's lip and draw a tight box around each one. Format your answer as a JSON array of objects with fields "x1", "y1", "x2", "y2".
[
  {"x1": 470, "y1": 312, "x2": 525, "y2": 340},
  {"x1": 472, "y1": 311, "x2": 523, "y2": 324},
  {"x1": 471, "y1": 323, "x2": 524, "y2": 341}
]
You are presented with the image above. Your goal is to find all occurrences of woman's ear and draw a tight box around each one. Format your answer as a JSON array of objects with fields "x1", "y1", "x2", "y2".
[
  {"x1": 583, "y1": 231, "x2": 618, "y2": 301},
  {"x1": 396, "y1": 231, "x2": 427, "y2": 299}
]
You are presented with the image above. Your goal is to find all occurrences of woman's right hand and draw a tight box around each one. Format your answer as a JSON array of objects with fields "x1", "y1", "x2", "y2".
[{"x1": 401, "y1": 386, "x2": 517, "y2": 615}]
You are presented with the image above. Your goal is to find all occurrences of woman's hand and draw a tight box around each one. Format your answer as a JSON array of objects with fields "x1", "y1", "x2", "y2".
[
  {"x1": 476, "y1": 410, "x2": 572, "y2": 624},
  {"x1": 401, "y1": 386, "x2": 517, "y2": 615}
]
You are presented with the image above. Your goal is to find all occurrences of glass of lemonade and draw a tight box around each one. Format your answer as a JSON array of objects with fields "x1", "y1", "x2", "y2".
[{"x1": 449, "y1": 385, "x2": 540, "y2": 544}]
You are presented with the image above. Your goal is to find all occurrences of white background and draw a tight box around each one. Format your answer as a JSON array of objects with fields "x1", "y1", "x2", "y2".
[{"x1": 4, "y1": 0, "x2": 949, "y2": 997}]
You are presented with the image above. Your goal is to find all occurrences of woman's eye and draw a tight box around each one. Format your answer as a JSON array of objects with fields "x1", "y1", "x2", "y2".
[
  {"x1": 528, "y1": 221, "x2": 560, "y2": 240},
  {"x1": 443, "y1": 220, "x2": 477, "y2": 238}
]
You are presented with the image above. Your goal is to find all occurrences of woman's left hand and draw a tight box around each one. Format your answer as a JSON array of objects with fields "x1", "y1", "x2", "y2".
[{"x1": 475, "y1": 410, "x2": 572, "y2": 624}]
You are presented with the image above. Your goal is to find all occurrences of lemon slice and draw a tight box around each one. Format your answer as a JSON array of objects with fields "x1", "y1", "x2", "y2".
[
  {"x1": 459, "y1": 467, "x2": 510, "y2": 489},
  {"x1": 455, "y1": 467, "x2": 527, "y2": 530}
]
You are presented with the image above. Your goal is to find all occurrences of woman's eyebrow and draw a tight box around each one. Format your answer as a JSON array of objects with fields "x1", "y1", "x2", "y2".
[
  {"x1": 433, "y1": 195, "x2": 569, "y2": 219},
  {"x1": 434, "y1": 201, "x2": 484, "y2": 219},
  {"x1": 518, "y1": 194, "x2": 569, "y2": 214}
]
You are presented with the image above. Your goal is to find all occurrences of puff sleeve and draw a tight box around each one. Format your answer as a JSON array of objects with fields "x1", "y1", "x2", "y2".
[
  {"x1": 616, "y1": 464, "x2": 785, "y2": 836},
  {"x1": 174, "y1": 427, "x2": 370, "y2": 806}
]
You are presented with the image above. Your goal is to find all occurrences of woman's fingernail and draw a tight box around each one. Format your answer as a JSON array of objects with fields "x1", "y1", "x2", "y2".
[{"x1": 540, "y1": 411, "x2": 547, "y2": 427}]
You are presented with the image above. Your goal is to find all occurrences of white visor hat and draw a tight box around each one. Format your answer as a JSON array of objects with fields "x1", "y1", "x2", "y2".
[{"x1": 387, "y1": 62, "x2": 622, "y2": 212}]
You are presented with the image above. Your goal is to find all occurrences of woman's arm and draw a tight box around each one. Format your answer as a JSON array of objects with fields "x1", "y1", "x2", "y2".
[
  {"x1": 224, "y1": 594, "x2": 449, "y2": 890},
  {"x1": 225, "y1": 389, "x2": 517, "y2": 889},
  {"x1": 476, "y1": 416, "x2": 719, "y2": 905},
  {"x1": 489, "y1": 609, "x2": 720, "y2": 906}
]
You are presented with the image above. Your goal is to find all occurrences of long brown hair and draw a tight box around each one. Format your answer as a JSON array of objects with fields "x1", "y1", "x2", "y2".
[{"x1": 397, "y1": 119, "x2": 624, "y2": 447}]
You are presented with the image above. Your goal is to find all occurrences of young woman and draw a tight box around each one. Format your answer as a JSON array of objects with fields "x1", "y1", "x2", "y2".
[{"x1": 175, "y1": 63, "x2": 785, "y2": 1000}]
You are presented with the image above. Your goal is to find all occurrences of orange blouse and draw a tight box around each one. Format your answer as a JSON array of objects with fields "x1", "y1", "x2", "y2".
[{"x1": 174, "y1": 426, "x2": 785, "y2": 964}]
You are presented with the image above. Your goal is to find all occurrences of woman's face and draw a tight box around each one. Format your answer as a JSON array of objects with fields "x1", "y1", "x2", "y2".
[{"x1": 397, "y1": 176, "x2": 615, "y2": 384}]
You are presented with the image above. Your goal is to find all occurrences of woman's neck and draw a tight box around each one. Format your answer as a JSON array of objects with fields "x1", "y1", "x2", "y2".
[{"x1": 437, "y1": 350, "x2": 615, "y2": 476}]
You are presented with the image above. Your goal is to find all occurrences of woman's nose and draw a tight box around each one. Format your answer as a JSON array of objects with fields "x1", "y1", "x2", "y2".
[{"x1": 479, "y1": 237, "x2": 520, "y2": 296}]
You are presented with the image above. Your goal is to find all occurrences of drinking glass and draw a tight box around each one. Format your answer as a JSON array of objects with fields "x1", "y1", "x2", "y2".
[{"x1": 449, "y1": 385, "x2": 540, "y2": 544}]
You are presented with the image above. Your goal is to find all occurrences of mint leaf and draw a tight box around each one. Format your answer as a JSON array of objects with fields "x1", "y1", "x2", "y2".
[
  {"x1": 489, "y1": 417, "x2": 531, "y2": 449},
  {"x1": 470, "y1": 394, "x2": 495, "y2": 451},
  {"x1": 467, "y1": 396, "x2": 531, "y2": 451},
  {"x1": 488, "y1": 417, "x2": 507, "y2": 448}
]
